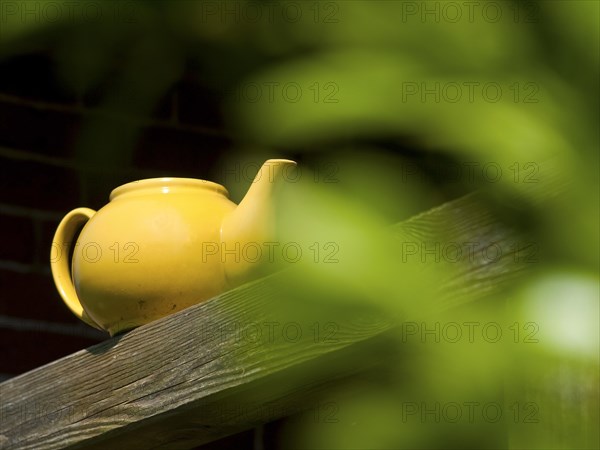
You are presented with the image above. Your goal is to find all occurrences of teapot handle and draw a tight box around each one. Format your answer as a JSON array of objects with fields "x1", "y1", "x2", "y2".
[{"x1": 50, "y1": 208, "x2": 103, "y2": 330}]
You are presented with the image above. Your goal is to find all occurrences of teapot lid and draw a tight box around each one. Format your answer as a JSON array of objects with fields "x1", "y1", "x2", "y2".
[{"x1": 110, "y1": 177, "x2": 229, "y2": 201}]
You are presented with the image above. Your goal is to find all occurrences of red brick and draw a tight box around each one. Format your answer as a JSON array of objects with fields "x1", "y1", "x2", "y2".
[
  {"x1": 41, "y1": 219, "x2": 61, "y2": 268},
  {"x1": 0, "y1": 328, "x2": 103, "y2": 375},
  {"x1": 0, "y1": 54, "x2": 78, "y2": 104},
  {"x1": 79, "y1": 169, "x2": 144, "y2": 211},
  {"x1": 133, "y1": 126, "x2": 231, "y2": 175},
  {"x1": 0, "y1": 156, "x2": 80, "y2": 211},
  {"x1": 0, "y1": 102, "x2": 81, "y2": 158},
  {"x1": 82, "y1": 79, "x2": 175, "y2": 122},
  {"x1": 0, "y1": 270, "x2": 83, "y2": 324},
  {"x1": 191, "y1": 430, "x2": 255, "y2": 450},
  {"x1": 0, "y1": 215, "x2": 35, "y2": 264},
  {"x1": 151, "y1": 89, "x2": 176, "y2": 121},
  {"x1": 177, "y1": 78, "x2": 225, "y2": 129}
]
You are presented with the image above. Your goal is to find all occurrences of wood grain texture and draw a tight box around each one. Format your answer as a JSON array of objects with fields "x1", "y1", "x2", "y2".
[
  {"x1": 393, "y1": 192, "x2": 535, "y2": 310},
  {"x1": 0, "y1": 193, "x2": 532, "y2": 450}
]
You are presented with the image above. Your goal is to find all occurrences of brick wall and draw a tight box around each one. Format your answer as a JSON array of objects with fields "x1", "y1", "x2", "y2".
[
  {"x1": 0, "y1": 52, "x2": 235, "y2": 379},
  {"x1": 0, "y1": 49, "x2": 281, "y2": 449},
  {"x1": 0, "y1": 46, "x2": 455, "y2": 450}
]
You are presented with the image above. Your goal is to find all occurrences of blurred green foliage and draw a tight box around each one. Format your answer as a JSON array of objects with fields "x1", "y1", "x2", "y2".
[{"x1": 1, "y1": 1, "x2": 598, "y2": 448}]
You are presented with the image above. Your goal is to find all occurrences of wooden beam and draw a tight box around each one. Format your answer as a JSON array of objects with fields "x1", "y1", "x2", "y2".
[{"x1": 0, "y1": 193, "x2": 531, "y2": 449}]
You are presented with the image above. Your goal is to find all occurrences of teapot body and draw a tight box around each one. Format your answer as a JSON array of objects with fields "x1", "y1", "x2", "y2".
[
  {"x1": 59, "y1": 178, "x2": 235, "y2": 335},
  {"x1": 51, "y1": 159, "x2": 297, "y2": 336}
]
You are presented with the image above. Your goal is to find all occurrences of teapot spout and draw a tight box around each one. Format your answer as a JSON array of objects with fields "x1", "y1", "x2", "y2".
[{"x1": 220, "y1": 159, "x2": 297, "y2": 287}]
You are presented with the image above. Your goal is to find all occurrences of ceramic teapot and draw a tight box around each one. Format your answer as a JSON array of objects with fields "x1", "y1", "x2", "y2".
[{"x1": 50, "y1": 159, "x2": 297, "y2": 336}]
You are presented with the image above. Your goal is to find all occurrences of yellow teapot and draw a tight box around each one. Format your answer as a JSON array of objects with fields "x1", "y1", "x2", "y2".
[{"x1": 50, "y1": 159, "x2": 297, "y2": 336}]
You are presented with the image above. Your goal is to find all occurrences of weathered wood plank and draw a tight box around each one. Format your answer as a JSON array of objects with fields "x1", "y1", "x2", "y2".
[
  {"x1": 393, "y1": 192, "x2": 534, "y2": 310},
  {"x1": 0, "y1": 192, "x2": 531, "y2": 450},
  {"x1": 0, "y1": 275, "x2": 395, "y2": 450}
]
